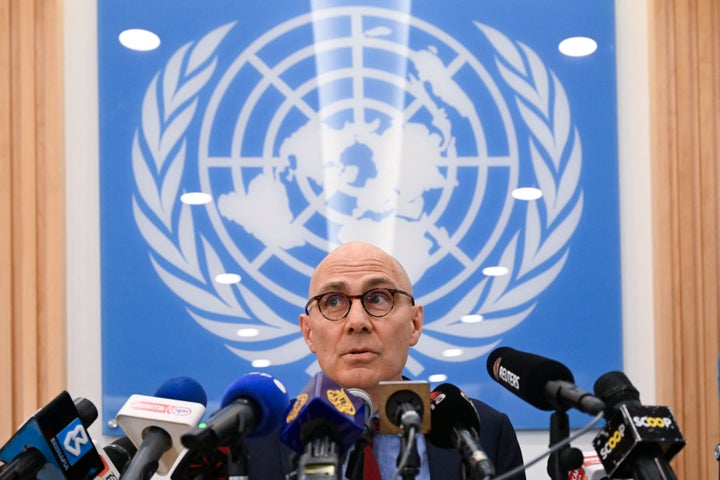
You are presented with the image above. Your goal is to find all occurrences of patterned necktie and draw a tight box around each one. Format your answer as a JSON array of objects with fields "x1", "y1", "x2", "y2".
[{"x1": 362, "y1": 418, "x2": 381, "y2": 479}]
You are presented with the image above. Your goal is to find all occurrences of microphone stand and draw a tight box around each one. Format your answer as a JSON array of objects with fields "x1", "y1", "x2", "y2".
[
  {"x1": 397, "y1": 428, "x2": 420, "y2": 480},
  {"x1": 297, "y1": 436, "x2": 341, "y2": 480},
  {"x1": 546, "y1": 409, "x2": 583, "y2": 480},
  {"x1": 226, "y1": 436, "x2": 249, "y2": 480}
]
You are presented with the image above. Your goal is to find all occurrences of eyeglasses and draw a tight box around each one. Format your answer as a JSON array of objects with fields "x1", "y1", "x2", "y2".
[{"x1": 304, "y1": 288, "x2": 415, "y2": 321}]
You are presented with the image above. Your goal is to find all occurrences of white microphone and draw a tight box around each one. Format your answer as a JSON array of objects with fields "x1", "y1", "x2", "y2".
[{"x1": 115, "y1": 377, "x2": 206, "y2": 479}]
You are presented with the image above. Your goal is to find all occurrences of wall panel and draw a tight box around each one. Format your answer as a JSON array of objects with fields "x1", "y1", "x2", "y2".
[
  {"x1": 649, "y1": 0, "x2": 720, "y2": 477},
  {"x1": 0, "y1": 0, "x2": 65, "y2": 435}
]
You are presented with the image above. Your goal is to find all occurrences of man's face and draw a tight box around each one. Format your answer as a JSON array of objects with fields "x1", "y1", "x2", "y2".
[{"x1": 299, "y1": 243, "x2": 423, "y2": 403}]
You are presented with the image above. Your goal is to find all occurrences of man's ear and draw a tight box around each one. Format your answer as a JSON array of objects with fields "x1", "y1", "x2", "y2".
[
  {"x1": 409, "y1": 304, "x2": 423, "y2": 346},
  {"x1": 299, "y1": 314, "x2": 316, "y2": 353}
]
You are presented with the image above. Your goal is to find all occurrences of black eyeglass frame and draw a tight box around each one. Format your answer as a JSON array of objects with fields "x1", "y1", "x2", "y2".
[{"x1": 304, "y1": 288, "x2": 415, "y2": 320}]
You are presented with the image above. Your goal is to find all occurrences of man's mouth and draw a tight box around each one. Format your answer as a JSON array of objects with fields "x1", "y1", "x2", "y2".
[{"x1": 344, "y1": 348, "x2": 376, "y2": 360}]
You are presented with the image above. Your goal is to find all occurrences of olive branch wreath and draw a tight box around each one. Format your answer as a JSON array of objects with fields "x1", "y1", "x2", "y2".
[{"x1": 130, "y1": 21, "x2": 582, "y2": 373}]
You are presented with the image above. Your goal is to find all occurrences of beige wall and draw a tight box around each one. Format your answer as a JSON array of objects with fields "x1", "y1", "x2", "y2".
[{"x1": 1, "y1": 1, "x2": 718, "y2": 477}]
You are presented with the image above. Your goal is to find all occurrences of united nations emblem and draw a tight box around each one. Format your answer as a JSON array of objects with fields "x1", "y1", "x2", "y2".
[{"x1": 131, "y1": 6, "x2": 582, "y2": 381}]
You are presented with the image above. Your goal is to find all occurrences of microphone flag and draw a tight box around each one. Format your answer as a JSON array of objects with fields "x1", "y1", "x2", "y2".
[
  {"x1": 279, "y1": 372, "x2": 367, "y2": 455},
  {"x1": 0, "y1": 391, "x2": 104, "y2": 480}
]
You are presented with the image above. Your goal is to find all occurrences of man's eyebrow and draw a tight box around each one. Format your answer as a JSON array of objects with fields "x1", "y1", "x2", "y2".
[
  {"x1": 314, "y1": 277, "x2": 395, "y2": 293},
  {"x1": 364, "y1": 276, "x2": 394, "y2": 288},
  {"x1": 314, "y1": 280, "x2": 348, "y2": 293}
]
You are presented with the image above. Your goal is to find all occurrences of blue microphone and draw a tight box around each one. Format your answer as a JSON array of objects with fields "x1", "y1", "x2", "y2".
[
  {"x1": 116, "y1": 377, "x2": 207, "y2": 480},
  {"x1": 279, "y1": 373, "x2": 367, "y2": 478},
  {"x1": 180, "y1": 372, "x2": 290, "y2": 451},
  {"x1": 155, "y1": 377, "x2": 208, "y2": 406},
  {"x1": 0, "y1": 392, "x2": 104, "y2": 480}
]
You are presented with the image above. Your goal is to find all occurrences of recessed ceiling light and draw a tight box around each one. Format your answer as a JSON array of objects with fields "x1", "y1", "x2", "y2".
[
  {"x1": 428, "y1": 374, "x2": 448, "y2": 383},
  {"x1": 461, "y1": 314, "x2": 484, "y2": 323},
  {"x1": 236, "y1": 328, "x2": 259, "y2": 338},
  {"x1": 512, "y1": 187, "x2": 543, "y2": 200},
  {"x1": 251, "y1": 359, "x2": 272, "y2": 368},
  {"x1": 482, "y1": 266, "x2": 509, "y2": 276},
  {"x1": 181, "y1": 192, "x2": 212, "y2": 205},
  {"x1": 442, "y1": 348, "x2": 463, "y2": 358},
  {"x1": 215, "y1": 273, "x2": 241, "y2": 284},
  {"x1": 558, "y1": 36, "x2": 598, "y2": 57},
  {"x1": 118, "y1": 28, "x2": 161, "y2": 51}
]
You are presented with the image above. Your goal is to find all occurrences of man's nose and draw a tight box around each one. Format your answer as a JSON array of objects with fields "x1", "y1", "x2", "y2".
[{"x1": 345, "y1": 298, "x2": 372, "y2": 332}]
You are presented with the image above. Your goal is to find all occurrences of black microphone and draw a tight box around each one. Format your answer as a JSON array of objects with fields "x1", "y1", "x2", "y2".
[
  {"x1": 426, "y1": 383, "x2": 494, "y2": 480},
  {"x1": 0, "y1": 392, "x2": 105, "y2": 480},
  {"x1": 100, "y1": 437, "x2": 136, "y2": 476},
  {"x1": 181, "y1": 372, "x2": 290, "y2": 451},
  {"x1": 377, "y1": 381, "x2": 431, "y2": 435},
  {"x1": 592, "y1": 371, "x2": 685, "y2": 479},
  {"x1": 117, "y1": 377, "x2": 207, "y2": 480},
  {"x1": 486, "y1": 347, "x2": 605, "y2": 415},
  {"x1": 0, "y1": 447, "x2": 45, "y2": 480},
  {"x1": 279, "y1": 373, "x2": 368, "y2": 480},
  {"x1": 94, "y1": 436, "x2": 137, "y2": 480}
]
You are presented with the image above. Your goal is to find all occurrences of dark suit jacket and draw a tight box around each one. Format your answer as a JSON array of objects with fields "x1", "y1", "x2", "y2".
[{"x1": 242, "y1": 397, "x2": 526, "y2": 479}]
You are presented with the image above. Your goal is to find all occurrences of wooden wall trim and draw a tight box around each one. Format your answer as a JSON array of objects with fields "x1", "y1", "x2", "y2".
[
  {"x1": 0, "y1": 0, "x2": 65, "y2": 435},
  {"x1": 0, "y1": 0, "x2": 14, "y2": 440},
  {"x1": 649, "y1": 0, "x2": 720, "y2": 477}
]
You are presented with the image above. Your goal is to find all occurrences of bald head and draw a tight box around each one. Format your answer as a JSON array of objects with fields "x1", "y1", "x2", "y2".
[{"x1": 309, "y1": 242, "x2": 413, "y2": 296}]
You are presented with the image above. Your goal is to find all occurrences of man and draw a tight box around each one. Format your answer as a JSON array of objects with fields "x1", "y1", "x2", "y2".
[{"x1": 244, "y1": 242, "x2": 525, "y2": 479}]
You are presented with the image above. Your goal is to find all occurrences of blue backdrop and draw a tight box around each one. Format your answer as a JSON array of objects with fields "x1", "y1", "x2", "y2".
[{"x1": 98, "y1": 0, "x2": 621, "y2": 433}]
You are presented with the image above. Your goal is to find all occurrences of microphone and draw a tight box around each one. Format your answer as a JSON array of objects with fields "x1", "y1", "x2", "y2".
[
  {"x1": 0, "y1": 391, "x2": 105, "y2": 480},
  {"x1": 343, "y1": 388, "x2": 375, "y2": 480},
  {"x1": 167, "y1": 447, "x2": 227, "y2": 480},
  {"x1": 568, "y1": 451, "x2": 607, "y2": 480},
  {"x1": 116, "y1": 377, "x2": 207, "y2": 480},
  {"x1": 346, "y1": 388, "x2": 374, "y2": 431},
  {"x1": 486, "y1": 347, "x2": 605, "y2": 415},
  {"x1": 377, "y1": 381, "x2": 431, "y2": 435},
  {"x1": 0, "y1": 448, "x2": 45, "y2": 480},
  {"x1": 426, "y1": 383, "x2": 494, "y2": 479},
  {"x1": 94, "y1": 437, "x2": 137, "y2": 480},
  {"x1": 591, "y1": 371, "x2": 685, "y2": 479},
  {"x1": 279, "y1": 373, "x2": 367, "y2": 478},
  {"x1": 181, "y1": 372, "x2": 290, "y2": 451}
]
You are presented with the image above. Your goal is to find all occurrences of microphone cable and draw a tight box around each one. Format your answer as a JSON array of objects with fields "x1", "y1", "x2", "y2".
[
  {"x1": 390, "y1": 425, "x2": 418, "y2": 480},
  {"x1": 493, "y1": 411, "x2": 605, "y2": 480}
]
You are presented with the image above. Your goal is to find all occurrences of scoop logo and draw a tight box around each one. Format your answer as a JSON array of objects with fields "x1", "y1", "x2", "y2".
[
  {"x1": 597, "y1": 423, "x2": 626, "y2": 460},
  {"x1": 131, "y1": 6, "x2": 583, "y2": 378},
  {"x1": 633, "y1": 415, "x2": 673, "y2": 429}
]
